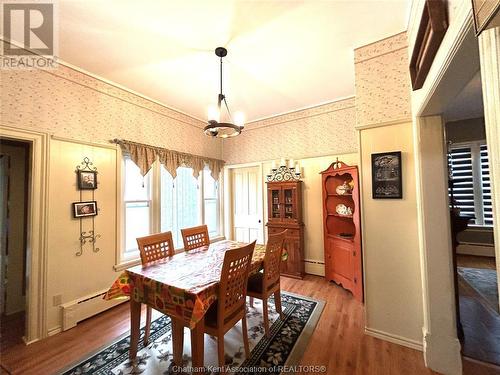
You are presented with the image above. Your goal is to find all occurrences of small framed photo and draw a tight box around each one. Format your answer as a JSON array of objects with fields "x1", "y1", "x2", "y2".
[
  {"x1": 73, "y1": 201, "x2": 98, "y2": 218},
  {"x1": 371, "y1": 151, "x2": 403, "y2": 199},
  {"x1": 77, "y1": 170, "x2": 97, "y2": 190}
]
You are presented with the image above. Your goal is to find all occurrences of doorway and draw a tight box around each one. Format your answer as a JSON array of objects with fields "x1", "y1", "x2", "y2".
[
  {"x1": 230, "y1": 165, "x2": 264, "y2": 244},
  {"x1": 444, "y1": 75, "x2": 498, "y2": 365},
  {"x1": 0, "y1": 139, "x2": 31, "y2": 350},
  {"x1": 416, "y1": 23, "x2": 499, "y2": 368}
]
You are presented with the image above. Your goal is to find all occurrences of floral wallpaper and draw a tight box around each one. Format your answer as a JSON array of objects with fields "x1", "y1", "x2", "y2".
[
  {"x1": 354, "y1": 32, "x2": 412, "y2": 127},
  {"x1": 0, "y1": 41, "x2": 222, "y2": 159},
  {"x1": 222, "y1": 98, "x2": 357, "y2": 165}
]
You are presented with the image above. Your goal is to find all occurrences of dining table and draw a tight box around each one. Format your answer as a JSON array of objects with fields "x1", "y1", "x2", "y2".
[{"x1": 104, "y1": 240, "x2": 267, "y2": 369}]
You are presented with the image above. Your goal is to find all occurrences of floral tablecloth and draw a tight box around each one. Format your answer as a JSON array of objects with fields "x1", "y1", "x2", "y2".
[{"x1": 104, "y1": 240, "x2": 267, "y2": 329}]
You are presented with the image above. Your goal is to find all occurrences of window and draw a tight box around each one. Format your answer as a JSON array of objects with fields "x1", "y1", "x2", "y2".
[
  {"x1": 203, "y1": 169, "x2": 220, "y2": 236},
  {"x1": 120, "y1": 159, "x2": 221, "y2": 264},
  {"x1": 161, "y1": 166, "x2": 201, "y2": 248},
  {"x1": 123, "y1": 158, "x2": 152, "y2": 259},
  {"x1": 448, "y1": 142, "x2": 492, "y2": 227}
]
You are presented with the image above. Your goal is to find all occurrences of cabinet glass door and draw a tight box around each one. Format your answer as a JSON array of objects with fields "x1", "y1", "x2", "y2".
[
  {"x1": 269, "y1": 187, "x2": 282, "y2": 220},
  {"x1": 283, "y1": 187, "x2": 296, "y2": 220}
]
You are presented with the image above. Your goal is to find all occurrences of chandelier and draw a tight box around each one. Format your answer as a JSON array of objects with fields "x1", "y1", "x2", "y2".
[{"x1": 204, "y1": 47, "x2": 244, "y2": 138}]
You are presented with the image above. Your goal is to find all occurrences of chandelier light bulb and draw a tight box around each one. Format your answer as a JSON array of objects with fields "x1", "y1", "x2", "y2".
[
  {"x1": 234, "y1": 111, "x2": 245, "y2": 127},
  {"x1": 208, "y1": 105, "x2": 220, "y2": 122}
]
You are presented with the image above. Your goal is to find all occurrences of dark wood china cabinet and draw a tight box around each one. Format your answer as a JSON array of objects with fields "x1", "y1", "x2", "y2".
[{"x1": 266, "y1": 181, "x2": 304, "y2": 279}]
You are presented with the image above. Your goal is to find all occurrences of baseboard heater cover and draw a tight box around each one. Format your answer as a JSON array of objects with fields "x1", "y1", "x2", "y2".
[{"x1": 61, "y1": 289, "x2": 128, "y2": 331}]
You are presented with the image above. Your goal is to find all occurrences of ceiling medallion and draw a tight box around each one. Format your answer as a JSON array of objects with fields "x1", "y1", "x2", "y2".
[{"x1": 204, "y1": 47, "x2": 244, "y2": 138}]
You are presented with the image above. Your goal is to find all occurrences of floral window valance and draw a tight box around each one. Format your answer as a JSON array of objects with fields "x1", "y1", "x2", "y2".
[{"x1": 112, "y1": 139, "x2": 225, "y2": 180}]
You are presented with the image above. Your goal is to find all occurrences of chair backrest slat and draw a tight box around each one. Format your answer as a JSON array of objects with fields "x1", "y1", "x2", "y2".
[
  {"x1": 218, "y1": 241, "x2": 256, "y2": 325},
  {"x1": 264, "y1": 230, "x2": 287, "y2": 290},
  {"x1": 136, "y1": 231, "x2": 175, "y2": 265},
  {"x1": 181, "y1": 225, "x2": 210, "y2": 251}
]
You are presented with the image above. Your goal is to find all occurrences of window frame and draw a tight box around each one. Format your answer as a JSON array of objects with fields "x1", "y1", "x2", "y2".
[
  {"x1": 448, "y1": 140, "x2": 492, "y2": 228},
  {"x1": 115, "y1": 155, "x2": 223, "y2": 270}
]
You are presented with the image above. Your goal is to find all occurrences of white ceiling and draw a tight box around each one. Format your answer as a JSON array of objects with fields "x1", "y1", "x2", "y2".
[
  {"x1": 55, "y1": 0, "x2": 410, "y2": 122},
  {"x1": 443, "y1": 71, "x2": 484, "y2": 122}
]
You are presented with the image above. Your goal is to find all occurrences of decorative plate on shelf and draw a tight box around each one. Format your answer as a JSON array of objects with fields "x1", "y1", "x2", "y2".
[
  {"x1": 335, "y1": 181, "x2": 353, "y2": 195},
  {"x1": 335, "y1": 204, "x2": 353, "y2": 216}
]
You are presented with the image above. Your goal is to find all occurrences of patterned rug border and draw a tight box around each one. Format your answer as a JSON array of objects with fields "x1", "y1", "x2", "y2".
[
  {"x1": 281, "y1": 291, "x2": 325, "y2": 367},
  {"x1": 57, "y1": 291, "x2": 325, "y2": 374}
]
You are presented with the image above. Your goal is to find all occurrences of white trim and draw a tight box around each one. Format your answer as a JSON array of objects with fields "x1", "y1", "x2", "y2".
[
  {"x1": 478, "y1": 26, "x2": 500, "y2": 313},
  {"x1": 355, "y1": 117, "x2": 413, "y2": 131},
  {"x1": 365, "y1": 327, "x2": 423, "y2": 351},
  {"x1": 0, "y1": 125, "x2": 50, "y2": 343},
  {"x1": 246, "y1": 96, "x2": 355, "y2": 126},
  {"x1": 50, "y1": 135, "x2": 117, "y2": 150},
  {"x1": 47, "y1": 326, "x2": 62, "y2": 337},
  {"x1": 413, "y1": 115, "x2": 462, "y2": 374}
]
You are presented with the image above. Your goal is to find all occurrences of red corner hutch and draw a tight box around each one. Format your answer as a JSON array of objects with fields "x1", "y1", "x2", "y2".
[{"x1": 320, "y1": 160, "x2": 363, "y2": 301}]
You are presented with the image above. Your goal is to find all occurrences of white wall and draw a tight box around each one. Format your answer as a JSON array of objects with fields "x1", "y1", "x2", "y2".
[
  {"x1": 47, "y1": 139, "x2": 119, "y2": 331},
  {"x1": 358, "y1": 122, "x2": 424, "y2": 347}
]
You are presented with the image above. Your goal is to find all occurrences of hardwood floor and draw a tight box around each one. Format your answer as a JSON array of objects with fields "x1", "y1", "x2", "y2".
[
  {"x1": 457, "y1": 254, "x2": 496, "y2": 270},
  {"x1": 0, "y1": 275, "x2": 498, "y2": 374}
]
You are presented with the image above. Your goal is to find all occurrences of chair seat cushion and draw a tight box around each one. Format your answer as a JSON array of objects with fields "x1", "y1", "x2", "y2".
[{"x1": 247, "y1": 272, "x2": 264, "y2": 294}]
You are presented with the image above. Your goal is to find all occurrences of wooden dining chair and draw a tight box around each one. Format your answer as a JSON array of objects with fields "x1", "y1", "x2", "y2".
[
  {"x1": 203, "y1": 241, "x2": 256, "y2": 369},
  {"x1": 136, "y1": 231, "x2": 175, "y2": 345},
  {"x1": 247, "y1": 230, "x2": 287, "y2": 337},
  {"x1": 181, "y1": 224, "x2": 210, "y2": 251}
]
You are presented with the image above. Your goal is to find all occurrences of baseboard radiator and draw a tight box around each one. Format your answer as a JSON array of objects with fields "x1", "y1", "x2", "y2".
[{"x1": 61, "y1": 289, "x2": 127, "y2": 331}]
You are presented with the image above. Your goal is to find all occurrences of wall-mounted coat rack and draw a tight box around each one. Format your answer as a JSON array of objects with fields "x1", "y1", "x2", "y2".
[{"x1": 74, "y1": 157, "x2": 101, "y2": 256}]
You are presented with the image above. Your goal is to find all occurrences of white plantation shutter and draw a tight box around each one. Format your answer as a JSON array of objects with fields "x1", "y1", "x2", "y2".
[
  {"x1": 480, "y1": 144, "x2": 493, "y2": 226},
  {"x1": 448, "y1": 142, "x2": 493, "y2": 227},
  {"x1": 449, "y1": 147, "x2": 476, "y2": 222}
]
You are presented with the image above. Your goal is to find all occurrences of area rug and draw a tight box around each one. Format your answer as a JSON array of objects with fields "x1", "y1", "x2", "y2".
[
  {"x1": 458, "y1": 267, "x2": 499, "y2": 313},
  {"x1": 61, "y1": 292, "x2": 324, "y2": 374}
]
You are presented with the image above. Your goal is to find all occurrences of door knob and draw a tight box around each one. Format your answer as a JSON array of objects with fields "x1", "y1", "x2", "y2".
[{"x1": 258, "y1": 219, "x2": 262, "y2": 223}]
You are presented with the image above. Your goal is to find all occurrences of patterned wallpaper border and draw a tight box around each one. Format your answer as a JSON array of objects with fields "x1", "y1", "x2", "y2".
[
  {"x1": 0, "y1": 39, "x2": 205, "y2": 129},
  {"x1": 354, "y1": 31, "x2": 408, "y2": 63},
  {"x1": 245, "y1": 97, "x2": 355, "y2": 130},
  {"x1": 354, "y1": 32, "x2": 412, "y2": 127},
  {"x1": 0, "y1": 40, "x2": 222, "y2": 159}
]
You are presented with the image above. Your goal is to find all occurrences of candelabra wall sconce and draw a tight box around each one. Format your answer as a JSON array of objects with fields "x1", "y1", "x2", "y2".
[
  {"x1": 267, "y1": 158, "x2": 302, "y2": 182},
  {"x1": 74, "y1": 157, "x2": 101, "y2": 256}
]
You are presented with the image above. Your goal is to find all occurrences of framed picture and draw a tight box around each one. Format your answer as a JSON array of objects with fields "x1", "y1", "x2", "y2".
[
  {"x1": 77, "y1": 170, "x2": 97, "y2": 190},
  {"x1": 409, "y1": 0, "x2": 448, "y2": 90},
  {"x1": 371, "y1": 152, "x2": 402, "y2": 199},
  {"x1": 73, "y1": 201, "x2": 98, "y2": 218}
]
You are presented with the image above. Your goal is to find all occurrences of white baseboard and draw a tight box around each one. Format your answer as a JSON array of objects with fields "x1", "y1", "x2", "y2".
[
  {"x1": 22, "y1": 336, "x2": 39, "y2": 345},
  {"x1": 364, "y1": 327, "x2": 423, "y2": 351},
  {"x1": 304, "y1": 259, "x2": 325, "y2": 276},
  {"x1": 48, "y1": 326, "x2": 62, "y2": 336},
  {"x1": 457, "y1": 244, "x2": 495, "y2": 257}
]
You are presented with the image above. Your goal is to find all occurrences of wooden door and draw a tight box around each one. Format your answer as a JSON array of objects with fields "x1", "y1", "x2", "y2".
[{"x1": 232, "y1": 167, "x2": 264, "y2": 244}]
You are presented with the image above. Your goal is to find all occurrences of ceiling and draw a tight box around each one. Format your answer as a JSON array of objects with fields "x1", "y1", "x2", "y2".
[
  {"x1": 54, "y1": 0, "x2": 410, "y2": 122},
  {"x1": 443, "y1": 71, "x2": 484, "y2": 122}
]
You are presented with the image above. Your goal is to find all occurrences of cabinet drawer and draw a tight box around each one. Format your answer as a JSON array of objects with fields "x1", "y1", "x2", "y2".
[{"x1": 268, "y1": 227, "x2": 300, "y2": 238}]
